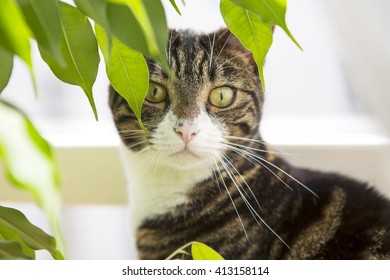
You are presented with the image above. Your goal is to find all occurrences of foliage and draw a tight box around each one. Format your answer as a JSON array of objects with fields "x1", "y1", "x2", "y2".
[
  {"x1": 0, "y1": 0, "x2": 299, "y2": 120},
  {"x1": 0, "y1": 205, "x2": 63, "y2": 260},
  {"x1": 166, "y1": 241, "x2": 224, "y2": 260},
  {"x1": 0, "y1": 0, "x2": 300, "y2": 259},
  {"x1": 0, "y1": 101, "x2": 63, "y2": 259},
  {"x1": 221, "y1": 0, "x2": 273, "y2": 91}
]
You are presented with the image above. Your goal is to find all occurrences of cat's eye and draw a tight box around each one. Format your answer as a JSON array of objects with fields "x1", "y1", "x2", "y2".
[
  {"x1": 146, "y1": 82, "x2": 167, "y2": 103},
  {"x1": 209, "y1": 87, "x2": 235, "y2": 108}
]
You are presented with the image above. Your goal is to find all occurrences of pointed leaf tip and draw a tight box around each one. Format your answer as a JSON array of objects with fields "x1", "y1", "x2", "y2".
[{"x1": 191, "y1": 242, "x2": 224, "y2": 260}]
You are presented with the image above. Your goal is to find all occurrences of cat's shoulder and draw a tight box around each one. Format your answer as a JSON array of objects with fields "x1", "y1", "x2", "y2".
[{"x1": 293, "y1": 166, "x2": 390, "y2": 225}]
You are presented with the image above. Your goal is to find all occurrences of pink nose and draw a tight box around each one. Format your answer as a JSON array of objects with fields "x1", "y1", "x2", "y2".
[{"x1": 175, "y1": 120, "x2": 199, "y2": 144}]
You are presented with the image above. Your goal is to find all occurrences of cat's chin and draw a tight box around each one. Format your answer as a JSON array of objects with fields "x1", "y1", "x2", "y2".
[{"x1": 165, "y1": 150, "x2": 212, "y2": 170}]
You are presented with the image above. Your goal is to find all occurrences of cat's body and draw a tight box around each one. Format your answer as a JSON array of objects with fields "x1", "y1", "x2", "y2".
[{"x1": 109, "y1": 29, "x2": 390, "y2": 259}]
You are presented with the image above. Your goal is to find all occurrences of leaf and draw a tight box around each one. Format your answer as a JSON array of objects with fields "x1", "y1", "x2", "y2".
[
  {"x1": 0, "y1": 226, "x2": 35, "y2": 259},
  {"x1": 16, "y1": 0, "x2": 63, "y2": 65},
  {"x1": 39, "y1": 2, "x2": 100, "y2": 120},
  {"x1": 0, "y1": 48, "x2": 13, "y2": 93},
  {"x1": 95, "y1": 24, "x2": 148, "y2": 130},
  {"x1": 220, "y1": 0, "x2": 273, "y2": 91},
  {"x1": 74, "y1": 0, "x2": 111, "y2": 33},
  {"x1": 0, "y1": 205, "x2": 63, "y2": 260},
  {"x1": 169, "y1": 0, "x2": 182, "y2": 15},
  {"x1": 191, "y1": 242, "x2": 224, "y2": 260},
  {"x1": 0, "y1": 101, "x2": 63, "y2": 258},
  {"x1": 230, "y1": 0, "x2": 302, "y2": 50},
  {"x1": 0, "y1": 240, "x2": 32, "y2": 260},
  {"x1": 0, "y1": 0, "x2": 32, "y2": 68},
  {"x1": 107, "y1": 0, "x2": 170, "y2": 74}
]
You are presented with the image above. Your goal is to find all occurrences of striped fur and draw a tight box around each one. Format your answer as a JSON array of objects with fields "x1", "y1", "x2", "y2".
[{"x1": 109, "y1": 29, "x2": 390, "y2": 259}]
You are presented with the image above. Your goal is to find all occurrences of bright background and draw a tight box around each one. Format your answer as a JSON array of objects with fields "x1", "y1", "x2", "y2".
[{"x1": 1, "y1": 0, "x2": 389, "y2": 259}]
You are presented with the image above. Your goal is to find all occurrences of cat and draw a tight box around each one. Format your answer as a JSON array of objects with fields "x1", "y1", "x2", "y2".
[{"x1": 109, "y1": 28, "x2": 390, "y2": 260}]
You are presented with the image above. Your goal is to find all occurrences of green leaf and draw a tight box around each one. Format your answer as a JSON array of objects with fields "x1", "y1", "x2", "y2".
[
  {"x1": 107, "y1": 0, "x2": 170, "y2": 74},
  {"x1": 39, "y1": 2, "x2": 100, "y2": 120},
  {"x1": 0, "y1": 101, "x2": 63, "y2": 258},
  {"x1": 169, "y1": 0, "x2": 182, "y2": 15},
  {"x1": 95, "y1": 24, "x2": 148, "y2": 130},
  {"x1": 74, "y1": 0, "x2": 111, "y2": 34},
  {"x1": 0, "y1": 48, "x2": 13, "y2": 93},
  {"x1": 230, "y1": 0, "x2": 302, "y2": 50},
  {"x1": 106, "y1": 3, "x2": 147, "y2": 54},
  {"x1": 16, "y1": 0, "x2": 63, "y2": 65},
  {"x1": 220, "y1": 0, "x2": 273, "y2": 91},
  {"x1": 0, "y1": 240, "x2": 32, "y2": 260},
  {"x1": 191, "y1": 242, "x2": 224, "y2": 260},
  {"x1": 0, "y1": 205, "x2": 63, "y2": 260},
  {"x1": 0, "y1": 0, "x2": 32, "y2": 68},
  {"x1": 0, "y1": 226, "x2": 35, "y2": 259}
]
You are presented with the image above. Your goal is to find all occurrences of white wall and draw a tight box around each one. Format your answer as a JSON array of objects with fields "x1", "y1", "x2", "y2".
[{"x1": 326, "y1": 0, "x2": 390, "y2": 132}]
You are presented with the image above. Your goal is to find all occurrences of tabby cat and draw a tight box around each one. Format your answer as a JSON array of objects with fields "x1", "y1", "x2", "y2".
[{"x1": 109, "y1": 29, "x2": 390, "y2": 259}]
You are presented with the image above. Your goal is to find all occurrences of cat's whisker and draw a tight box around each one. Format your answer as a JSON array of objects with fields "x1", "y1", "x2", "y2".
[
  {"x1": 218, "y1": 154, "x2": 291, "y2": 250},
  {"x1": 225, "y1": 135, "x2": 297, "y2": 159},
  {"x1": 118, "y1": 129, "x2": 150, "y2": 138},
  {"x1": 215, "y1": 53, "x2": 252, "y2": 71},
  {"x1": 167, "y1": 32, "x2": 180, "y2": 67},
  {"x1": 222, "y1": 141, "x2": 289, "y2": 157},
  {"x1": 209, "y1": 32, "x2": 216, "y2": 73},
  {"x1": 255, "y1": 154, "x2": 317, "y2": 198},
  {"x1": 207, "y1": 154, "x2": 222, "y2": 194},
  {"x1": 119, "y1": 132, "x2": 147, "y2": 139},
  {"x1": 126, "y1": 139, "x2": 149, "y2": 149},
  {"x1": 218, "y1": 65, "x2": 261, "y2": 81},
  {"x1": 136, "y1": 149, "x2": 161, "y2": 179},
  {"x1": 198, "y1": 43, "x2": 210, "y2": 58},
  {"x1": 229, "y1": 145, "x2": 317, "y2": 198},
  {"x1": 215, "y1": 30, "x2": 232, "y2": 63},
  {"x1": 225, "y1": 135, "x2": 267, "y2": 144},
  {"x1": 225, "y1": 144, "x2": 294, "y2": 192},
  {"x1": 220, "y1": 153, "x2": 263, "y2": 213},
  {"x1": 152, "y1": 152, "x2": 164, "y2": 187},
  {"x1": 213, "y1": 156, "x2": 250, "y2": 242}
]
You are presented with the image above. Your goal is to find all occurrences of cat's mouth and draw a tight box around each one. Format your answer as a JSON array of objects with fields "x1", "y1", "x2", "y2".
[{"x1": 171, "y1": 149, "x2": 201, "y2": 159}]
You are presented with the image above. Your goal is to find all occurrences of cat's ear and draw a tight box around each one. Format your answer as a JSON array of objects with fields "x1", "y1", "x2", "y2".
[{"x1": 215, "y1": 28, "x2": 258, "y2": 72}]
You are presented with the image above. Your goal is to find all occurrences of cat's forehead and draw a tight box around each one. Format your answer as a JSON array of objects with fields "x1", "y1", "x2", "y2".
[{"x1": 148, "y1": 29, "x2": 254, "y2": 84}]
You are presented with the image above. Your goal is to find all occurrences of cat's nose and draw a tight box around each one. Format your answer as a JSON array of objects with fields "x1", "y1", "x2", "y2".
[{"x1": 174, "y1": 120, "x2": 200, "y2": 144}]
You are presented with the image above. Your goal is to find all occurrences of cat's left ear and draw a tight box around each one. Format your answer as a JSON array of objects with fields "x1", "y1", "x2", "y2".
[{"x1": 215, "y1": 28, "x2": 258, "y2": 72}]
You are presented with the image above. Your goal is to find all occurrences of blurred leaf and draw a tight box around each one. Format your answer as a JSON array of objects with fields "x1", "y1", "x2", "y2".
[
  {"x1": 0, "y1": 101, "x2": 63, "y2": 258},
  {"x1": 107, "y1": 0, "x2": 170, "y2": 74},
  {"x1": 169, "y1": 0, "x2": 182, "y2": 15},
  {"x1": 0, "y1": 226, "x2": 35, "y2": 259},
  {"x1": 16, "y1": 0, "x2": 64, "y2": 65},
  {"x1": 95, "y1": 24, "x2": 148, "y2": 130},
  {"x1": 221, "y1": 0, "x2": 273, "y2": 91},
  {"x1": 0, "y1": 240, "x2": 32, "y2": 260},
  {"x1": 0, "y1": 0, "x2": 32, "y2": 68},
  {"x1": 74, "y1": 0, "x2": 111, "y2": 33},
  {"x1": 106, "y1": 3, "x2": 147, "y2": 53},
  {"x1": 0, "y1": 205, "x2": 63, "y2": 260},
  {"x1": 0, "y1": 48, "x2": 13, "y2": 93},
  {"x1": 39, "y1": 2, "x2": 100, "y2": 120},
  {"x1": 191, "y1": 242, "x2": 224, "y2": 260},
  {"x1": 230, "y1": 0, "x2": 302, "y2": 50}
]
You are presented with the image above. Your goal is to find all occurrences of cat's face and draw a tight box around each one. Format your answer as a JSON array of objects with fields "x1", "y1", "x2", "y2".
[{"x1": 109, "y1": 29, "x2": 263, "y2": 170}]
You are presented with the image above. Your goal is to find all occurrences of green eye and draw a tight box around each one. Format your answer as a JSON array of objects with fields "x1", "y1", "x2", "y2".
[
  {"x1": 209, "y1": 86, "x2": 235, "y2": 108},
  {"x1": 146, "y1": 82, "x2": 167, "y2": 103}
]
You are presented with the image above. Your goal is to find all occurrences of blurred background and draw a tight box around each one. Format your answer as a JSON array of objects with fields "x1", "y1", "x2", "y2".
[{"x1": 1, "y1": 0, "x2": 389, "y2": 259}]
